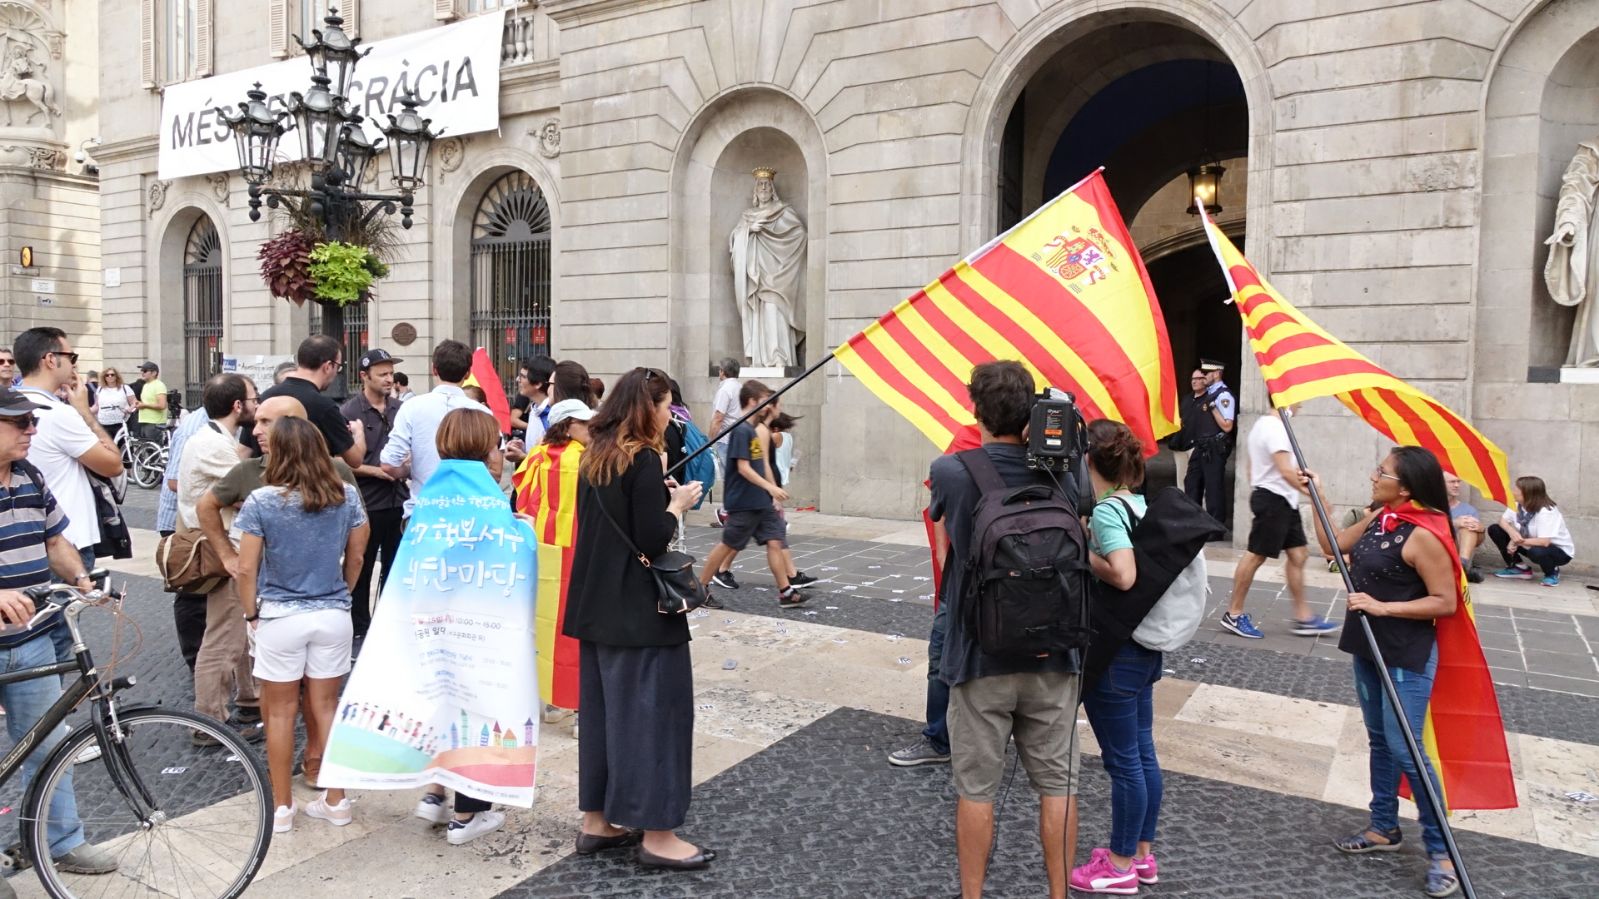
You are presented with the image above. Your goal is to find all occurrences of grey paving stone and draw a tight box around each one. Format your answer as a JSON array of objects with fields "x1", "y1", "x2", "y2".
[
  {"x1": 497, "y1": 707, "x2": 1599, "y2": 899},
  {"x1": 1523, "y1": 649, "x2": 1599, "y2": 679},
  {"x1": 1525, "y1": 673, "x2": 1599, "y2": 698}
]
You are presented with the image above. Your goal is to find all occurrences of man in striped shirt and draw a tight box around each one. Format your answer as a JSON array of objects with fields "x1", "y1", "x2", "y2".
[{"x1": 0, "y1": 386, "x2": 117, "y2": 890}]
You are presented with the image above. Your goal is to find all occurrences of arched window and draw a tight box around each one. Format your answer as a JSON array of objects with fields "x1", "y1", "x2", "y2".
[
  {"x1": 182, "y1": 216, "x2": 223, "y2": 410},
  {"x1": 470, "y1": 171, "x2": 552, "y2": 394}
]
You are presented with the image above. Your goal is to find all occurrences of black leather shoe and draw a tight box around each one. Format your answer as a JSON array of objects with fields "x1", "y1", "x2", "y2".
[
  {"x1": 574, "y1": 829, "x2": 643, "y2": 855},
  {"x1": 637, "y1": 846, "x2": 717, "y2": 870}
]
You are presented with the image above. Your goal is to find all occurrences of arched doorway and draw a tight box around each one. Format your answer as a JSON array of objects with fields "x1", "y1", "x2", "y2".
[
  {"x1": 469, "y1": 170, "x2": 552, "y2": 392},
  {"x1": 182, "y1": 215, "x2": 223, "y2": 410},
  {"x1": 993, "y1": 19, "x2": 1250, "y2": 501}
]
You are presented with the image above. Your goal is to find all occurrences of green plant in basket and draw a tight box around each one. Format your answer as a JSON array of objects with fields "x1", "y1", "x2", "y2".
[{"x1": 308, "y1": 241, "x2": 379, "y2": 306}]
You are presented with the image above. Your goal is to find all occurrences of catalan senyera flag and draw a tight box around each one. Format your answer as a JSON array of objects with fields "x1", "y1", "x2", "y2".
[
  {"x1": 1198, "y1": 212, "x2": 1516, "y2": 812},
  {"x1": 510, "y1": 440, "x2": 582, "y2": 710},
  {"x1": 461, "y1": 347, "x2": 513, "y2": 435},
  {"x1": 834, "y1": 169, "x2": 1178, "y2": 455}
]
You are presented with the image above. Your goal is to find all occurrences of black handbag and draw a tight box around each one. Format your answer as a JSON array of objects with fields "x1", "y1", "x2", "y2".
[{"x1": 586, "y1": 482, "x2": 707, "y2": 615}]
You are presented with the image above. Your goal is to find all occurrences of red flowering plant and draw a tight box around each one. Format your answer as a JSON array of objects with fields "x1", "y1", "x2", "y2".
[{"x1": 258, "y1": 228, "x2": 317, "y2": 307}]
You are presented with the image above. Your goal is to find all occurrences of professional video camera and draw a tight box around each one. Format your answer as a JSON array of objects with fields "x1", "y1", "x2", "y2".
[{"x1": 1026, "y1": 388, "x2": 1087, "y2": 476}]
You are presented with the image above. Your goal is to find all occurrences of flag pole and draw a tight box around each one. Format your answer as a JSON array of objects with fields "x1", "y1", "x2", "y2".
[
  {"x1": 1275, "y1": 408, "x2": 1476, "y2": 899},
  {"x1": 665, "y1": 354, "x2": 837, "y2": 480}
]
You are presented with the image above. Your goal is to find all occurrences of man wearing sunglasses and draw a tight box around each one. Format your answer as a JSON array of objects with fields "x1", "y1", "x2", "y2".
[
  {"x1": 256, "y1": 335, "x2": 365, "y2": 471},
  {"x1": 0, "y1": 386, "x2": 118, "y2": 886},
  {"x1": 14, "y1": 329, "x2": 123, "y2": 580}
]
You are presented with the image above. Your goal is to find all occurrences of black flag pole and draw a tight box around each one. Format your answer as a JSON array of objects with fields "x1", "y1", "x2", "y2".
[
  {"x1": 1276, "y1": 408, "x2": 1476, "y2": 899},
  {"x1": 665, "y1": 354, "x2": 838, "y2": 481}
]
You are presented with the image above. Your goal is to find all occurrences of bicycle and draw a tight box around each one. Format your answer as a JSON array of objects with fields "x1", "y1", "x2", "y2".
[
  {"x1": 117, "y1": 426, "x2": 171, "y2": 491},
  {"x1": 0, "y1": 574, "x2": 271, "y2": 898}
]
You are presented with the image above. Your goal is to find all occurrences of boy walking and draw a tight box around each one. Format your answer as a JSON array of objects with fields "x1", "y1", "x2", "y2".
[{"x1": 700, "y1": 382, "x2": 803, "y2": 608}]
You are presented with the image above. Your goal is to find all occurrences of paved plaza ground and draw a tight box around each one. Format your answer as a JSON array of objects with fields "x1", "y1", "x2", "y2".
[{"x1": 4, "y1": 490, "x2": 1594, "y2": 897}]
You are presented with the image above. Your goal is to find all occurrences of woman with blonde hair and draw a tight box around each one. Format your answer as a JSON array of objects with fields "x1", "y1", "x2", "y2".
[
  {"x1": 95, "y1": 367, "x2": 136, "y2": 446},
  {"x1": 566, "y1": 367, "x2": 708, "y2": 869},
  {"x1": 236, "y1": 417, "x2": 369, "y2": 833}
]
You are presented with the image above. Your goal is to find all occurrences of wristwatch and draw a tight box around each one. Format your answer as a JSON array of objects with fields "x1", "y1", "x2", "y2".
[{"x1": 243, "y1": 613, "x2": 259, "y2": 622}]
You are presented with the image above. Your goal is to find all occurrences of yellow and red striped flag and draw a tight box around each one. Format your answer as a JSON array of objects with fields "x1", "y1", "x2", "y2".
[
  {"x1": 1198, "y1": 213, "x2": 1516, "y2": 811},
  {"x1": 511, "y1": 440, "x2": 582, "y2": 710},
  {"x1": 833, "y1": 169, "x2": 1178, "y2": 454},
  {"x1": 1197, "y1": 216, "x2": 1511, "y2": 506},
  {"x1": 462, "y1": 347, "x2": 513, "y2": 435}
]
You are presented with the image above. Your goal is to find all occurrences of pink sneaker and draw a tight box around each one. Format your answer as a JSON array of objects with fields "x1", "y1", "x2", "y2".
[
  {"x1": 1133, "y1": 852, "x2": 1158, "y2": 884},
  {"x1": 1070, "y1": 847, "x2": 1139, "y2": 895}
]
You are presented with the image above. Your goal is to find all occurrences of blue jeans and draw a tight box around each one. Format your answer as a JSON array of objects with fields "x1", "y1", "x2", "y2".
[
  {"x1": 923, "y1": 604, "x2": 949, "y2": 754},
  {"x1": 1082, "y1": 642, "x2": 1163, "y2": 857},
  {"x1": 1353, "y1": 644, "x2": 1446, "y2": 856},
  {"x1": 0, "y1": 633, "x2": 84, "y2": 856}
]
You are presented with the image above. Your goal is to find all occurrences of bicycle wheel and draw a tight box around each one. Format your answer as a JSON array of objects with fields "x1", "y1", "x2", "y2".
[
  {"x1": 23, "y1": 708, "x2": 271, "y2": 899},
  {"x1": 128, "y1": 443, "x2": 162, "y2": 489}
]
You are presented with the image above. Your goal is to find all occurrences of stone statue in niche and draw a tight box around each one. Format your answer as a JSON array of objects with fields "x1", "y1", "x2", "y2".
[
  {"x1": 1545, "y1": 138, "x2": 1599, "y2": 367},
  {"x1": 728, "y1": 167, "x2": 805, "y2": 369},
  {"x1": 0, "y1": 25, "x2": 58, "y2": 127}
]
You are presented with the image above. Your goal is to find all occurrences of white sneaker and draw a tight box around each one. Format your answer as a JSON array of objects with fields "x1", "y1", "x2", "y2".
[
  {"x1": 541, "y1": 704, "x2": 574, "y2": 725},
  {"x1": 446, "y1": 810, "x2": 504, "y2": 845},
  {"x1": 413, "y1": 793, "x2": 449, "y2": 825},
  {"x1": 305, "y1": 791, "x2": 353, "y2": 827},
  {"x1": 74, "y1": 742, "x2": 102, "y2": 764},
  {"x1": 273, "y1": 803, "x2": 297, "y2": 834}
]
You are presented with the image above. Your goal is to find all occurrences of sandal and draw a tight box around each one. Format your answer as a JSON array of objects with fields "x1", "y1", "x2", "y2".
[
  {"x1": 1426, "y1": 855, "x2": 1460, "y2": 898},
  {"x1": 1334, "y1": 826, "x2": 1402, "y2": 853}
]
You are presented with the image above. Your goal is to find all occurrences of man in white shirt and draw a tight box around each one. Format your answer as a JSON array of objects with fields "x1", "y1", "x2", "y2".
[
  {"x1": 708, "y1": 357, "x2": 742, "y2": 516},
  {"x1": 381, "y1": 340, "x2": 499, "y2": 516},
  {"x1": 177, "y1": 374, "x2": 263, "y2": 741},
  {"x1": 13, "y1": 328, "x2": 122, "y2": 572},
  {"x1": 1220, "y1": 405, "x2": 1339, "y2": 640}
]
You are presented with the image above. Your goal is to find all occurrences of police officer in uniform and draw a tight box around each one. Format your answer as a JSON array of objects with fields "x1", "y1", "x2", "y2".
[{"x1": 1183, "y1": 358, "x2": 1235, "y2": 530}]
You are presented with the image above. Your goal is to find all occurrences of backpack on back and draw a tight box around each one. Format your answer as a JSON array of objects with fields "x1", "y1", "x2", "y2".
[
  {"x1": 958, "y1": 449, "x2": 1091, "y2": 658},
  {"x1": 675, "y1": 414, "x2": 715, "y2": 509},
  {"x1": 1084, "y1": 487, "x2": 1224, "y2": 681}
]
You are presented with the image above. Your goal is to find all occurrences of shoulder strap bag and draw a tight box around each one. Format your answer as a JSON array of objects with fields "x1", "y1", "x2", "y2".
[{"x1": 584, "y1": 481, "x2": 708, "y2": 615}]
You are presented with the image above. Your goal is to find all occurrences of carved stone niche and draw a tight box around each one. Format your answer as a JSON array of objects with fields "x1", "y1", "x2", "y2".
[{"x1": 0, "y1": 3, "x2": 63, "y2": 135}]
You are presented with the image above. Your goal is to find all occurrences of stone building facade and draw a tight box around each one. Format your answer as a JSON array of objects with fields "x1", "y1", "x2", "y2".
[
  {"x1": 95, "y1": 0, "x2": 1599, "y2": 554},
  {"x1": 0, "y1": 0, "x2": 100, "y2": 368}
]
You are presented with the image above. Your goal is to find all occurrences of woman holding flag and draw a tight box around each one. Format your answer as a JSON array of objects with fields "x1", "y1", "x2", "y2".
[{"x1": 1304, "y1": 447, "x2": 1461, "y2": 898}]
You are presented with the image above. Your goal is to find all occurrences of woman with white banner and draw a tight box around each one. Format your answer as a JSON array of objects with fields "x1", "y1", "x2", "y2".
[{"x1": 566, "y1": 368, "x2": 711, "y2": 870}]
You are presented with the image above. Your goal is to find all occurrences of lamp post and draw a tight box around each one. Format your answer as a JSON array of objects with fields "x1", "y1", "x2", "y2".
[{"x1": 217, "y1": 6, "x2": 439, "y2": 399}]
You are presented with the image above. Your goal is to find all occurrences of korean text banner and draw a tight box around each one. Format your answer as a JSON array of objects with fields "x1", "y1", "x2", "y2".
[
  {"x1": 157, "y1": 10, "x2": 506, "y2": 180},
  {"x1": 320, "y1": 459, "x2": 539, "y2": 807}
]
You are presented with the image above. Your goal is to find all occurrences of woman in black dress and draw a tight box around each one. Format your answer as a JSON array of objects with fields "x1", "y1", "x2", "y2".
[
  {"x1": 565, "y1": 367, "x2": 710, "y2": 870},
  {"x1": 1305, "y1": 447, "x2": 1461, "y2": 898}
]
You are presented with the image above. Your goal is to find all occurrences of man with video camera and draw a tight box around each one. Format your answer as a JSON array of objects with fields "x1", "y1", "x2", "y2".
[{"x1": 932, "y1": 361, "x2": 1087, "y2": 899}]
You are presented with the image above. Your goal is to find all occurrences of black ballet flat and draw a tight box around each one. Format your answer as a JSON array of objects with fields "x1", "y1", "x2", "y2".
[
  {"x1": 636, "y1": 846, "x2": 717, "y2": 870},
  {"x1": 574, "y1": 829, "x2": 643, "y2": 855}
]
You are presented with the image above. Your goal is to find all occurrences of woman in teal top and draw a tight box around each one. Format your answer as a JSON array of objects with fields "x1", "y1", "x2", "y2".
[{"x1": 1071, "y1": 419, "x2": 1163, "y2": 895}]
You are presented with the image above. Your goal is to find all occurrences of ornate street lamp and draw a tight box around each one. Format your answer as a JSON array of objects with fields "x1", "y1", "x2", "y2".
[
  {"x1": 1186, "y1": 161, "x2": 1225, "y2": 216},
  {"x1": 382, "y1": 92, "x2": 436, "y2": 193},
  {"x1": 217, "y1": 82, "x2": 287, "y2": 186},
  {"x1": 214, "y1": 6, "x2": 439, "y2": 400},
  {"x1": 296, "y1": 7, "x2": 366, "y2": 100}
]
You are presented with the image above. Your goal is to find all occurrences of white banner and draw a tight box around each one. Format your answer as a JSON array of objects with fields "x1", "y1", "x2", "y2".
[{"x1": 157, "y1": 10, "x2": 506, "y2": 180}]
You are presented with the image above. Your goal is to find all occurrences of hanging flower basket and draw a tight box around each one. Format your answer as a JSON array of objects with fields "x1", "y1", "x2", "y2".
[{"x1": 259, "y1": 229, "x2": 391, "y2": 307}]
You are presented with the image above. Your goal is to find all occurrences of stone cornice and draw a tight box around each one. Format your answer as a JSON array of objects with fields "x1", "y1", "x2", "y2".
[
  {"x1": 93, "y1": 135, "x2": 160, "y2": 164},
  {"x1": 541, "y1": 0, "x2": 694, "y2": 26},
  {"x1": 502, "y1": 58, "x2": 560, "y2": 92}
]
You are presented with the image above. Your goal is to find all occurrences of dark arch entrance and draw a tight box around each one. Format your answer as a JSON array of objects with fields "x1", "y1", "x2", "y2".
[
  {"x1": 469, "y1": 170, "x2": 553, "y2": 393},
  {"x1": 998, "y1": 24, "x2": 1249, "y2": 504}
]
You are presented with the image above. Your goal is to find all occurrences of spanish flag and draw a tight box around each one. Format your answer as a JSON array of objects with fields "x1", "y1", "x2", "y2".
[
  {"x1": 461, "y1": 347, "x2": 513, "y2": 435},
  {"x1": 1199, "y1": 212, "x2": 1516, "y2": 811},
  {"x1": 510, "y1": 440, "x2": 582, "y2": 710},
  {"x1": 834, "y1": 169, "x2": 1178, "y2": 454}
]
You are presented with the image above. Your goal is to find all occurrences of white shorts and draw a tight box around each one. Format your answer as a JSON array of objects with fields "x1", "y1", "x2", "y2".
[{"x1": 252, "y1": 608, "x2": 353, "y2": 682}]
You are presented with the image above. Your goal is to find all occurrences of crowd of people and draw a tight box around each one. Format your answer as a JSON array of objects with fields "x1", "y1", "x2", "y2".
[{"x1": 0, "y1": 322, "x2": 1572, "y2": 897}]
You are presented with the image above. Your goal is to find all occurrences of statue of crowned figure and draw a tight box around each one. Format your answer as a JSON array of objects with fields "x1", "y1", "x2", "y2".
[{"x1": 729, "y1": 167, "x2": 806, "y2": 370}]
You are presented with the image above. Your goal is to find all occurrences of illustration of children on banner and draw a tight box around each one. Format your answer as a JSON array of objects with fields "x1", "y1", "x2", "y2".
[{"x1": 320, "y1": 459, "x2": 541, "y2": 807}]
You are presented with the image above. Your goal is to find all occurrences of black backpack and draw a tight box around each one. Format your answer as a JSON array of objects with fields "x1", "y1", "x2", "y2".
[{"x1": 958, "y1": 449, "x2": 1091, "y2": 658}]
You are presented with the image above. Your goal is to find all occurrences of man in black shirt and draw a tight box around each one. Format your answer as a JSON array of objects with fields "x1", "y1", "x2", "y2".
[
  {"x1": 258, "y1": 335, "x2": 364, "y2": 470},
  {"x1": 340, "y1": 348, "x2": 407, "y2": 645},
  {"x1": 934, "y1": 361, "x2": 1080, "y2": 899},
  {"x1": 697, "y1": 381, "x2": 800, "y2": 609}
]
